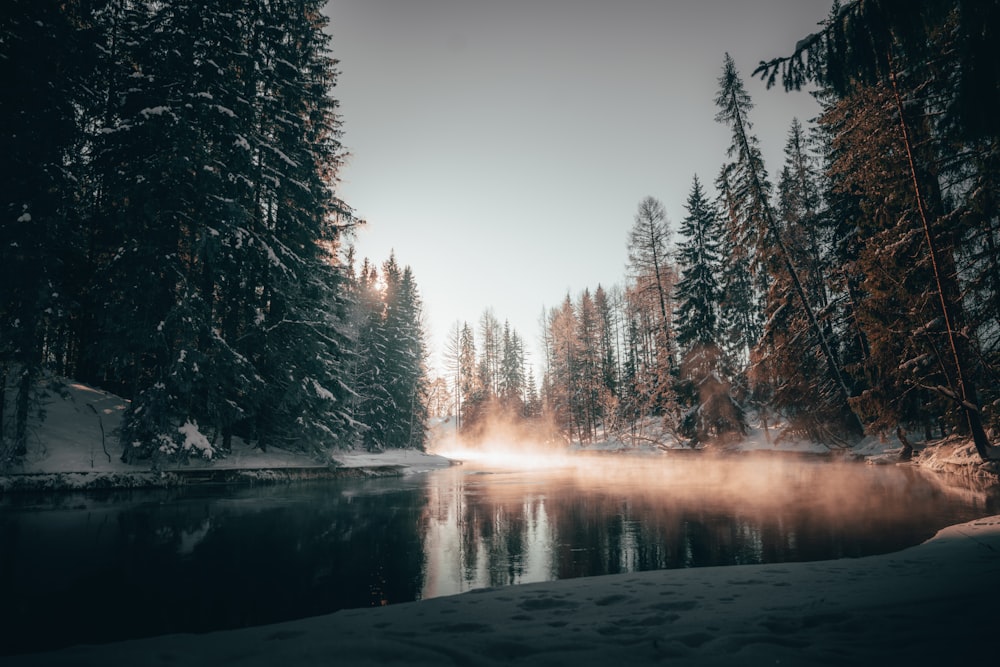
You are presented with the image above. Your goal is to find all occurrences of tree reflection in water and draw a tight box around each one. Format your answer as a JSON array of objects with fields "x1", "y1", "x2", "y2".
[{"x1": 418, "y1": 455, "x2": 999, "y2": 597}]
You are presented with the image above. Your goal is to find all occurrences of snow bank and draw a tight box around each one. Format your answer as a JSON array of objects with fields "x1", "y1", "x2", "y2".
[
  {"x1": 912, "y1": 435, "x2": 1000, "y2": 477},
  {"x1": 8, "y1": 382, "x2": 128, "y2": 474},
  {"x1": 1, "y1": 381, "x2": 452, "y2": 491},
  {"x1": 330, "y1": 449, "x2": 453, "y2": 473},
  {"x1": 9, "y1": 515, "x2": 1000, "y2": 666}
]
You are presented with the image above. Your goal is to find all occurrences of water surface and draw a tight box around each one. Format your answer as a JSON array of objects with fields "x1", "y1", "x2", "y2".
[{"x1": 2, "y1": 453, "x2": 997, "y2": 655}]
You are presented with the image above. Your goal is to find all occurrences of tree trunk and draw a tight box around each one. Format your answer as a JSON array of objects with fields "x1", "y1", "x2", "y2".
[
  {"x1": 14, "y1": 365, "x2": 32, "y2": 458},
  {"x1": 896, "y1": 426, "x2": 913, "y2": 462},
  {"x1": 0, "y1": 363, "x2": 8, "y2": 466}
]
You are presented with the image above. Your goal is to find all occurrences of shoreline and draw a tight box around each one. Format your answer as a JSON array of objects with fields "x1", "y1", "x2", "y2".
[
  {"x1": 3, "y1": 439, "x2": 998, "y2": 494},
  {"x1": 0, "y1": 464, "x2": 411, "y2": 494},
  {"x1": 0, "y1": 448, "x2": 457, "y2": 494}
]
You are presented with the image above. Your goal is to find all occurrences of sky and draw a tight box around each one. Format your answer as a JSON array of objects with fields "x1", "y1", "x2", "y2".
[{"x1": 323, "y1": 0, "x2": 835, "y2": 374}]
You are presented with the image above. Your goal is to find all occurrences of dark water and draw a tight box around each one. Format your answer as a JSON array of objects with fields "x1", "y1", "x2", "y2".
[{"x1": 2, "y1": 454, "x2": 998, "y2": 656}]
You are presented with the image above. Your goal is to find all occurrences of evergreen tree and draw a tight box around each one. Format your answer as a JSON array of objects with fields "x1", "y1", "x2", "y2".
[
  {"x1": 674, "y1": 175, "x2": 743, "y2": 444},
  {"x1": 544, "y1": 296, "x2": 578, "y2": 438},
  {"x1": 575, "y1": 289, "x2": 601, "y2": 442},
  {"x1": 1, "y1": 1, "x2": 363, "y2": 467},
  {"x1": 716, "y1": 52, "x2": 861, "y2": 439},
  {"x1": 442, "y1": 321, "x2": 465, "y2": 429},
  {"x1": 715, "y1": 166, "x2": 761, "y2": 370},
  {"x1": 674, "y1": 176, "x2": 724, "y2": 350},
  {"x1": 0, "y1": 1, "x2": 94, "y2": 464},
  {"x1": 523, "y1": 367, "x2": 541, "y2": 419},
  {"x1": 457, "y1": 322, "x2": 482, "y2": 432},
  {"x1": 349, "y1": 255, "x2": 428, "y2": 451},
  {"x1": 625, "y1": 197, "x2": 679, "y2": 429},
  {"x1": 499, "y1": 321, "x2": 525, "y2": 413},
  {"x1": 477, "y1": 309, "x2": 501, "y2": 399},
  {"x1": 593, "y1": 284, "x2": 619, "y2": 433},
  {"x1": 754, "y1": 118, "x2": 845, "y2": 440},
  {"x1": 821, "y1": 83, "x2": 956, "y2": 438},
  {"x1": 379, "y1": 259, "x2": 427, "y2": 449},
  {"x1": 244, "y1": 0, "x2": 355, "y2": 455},
  {"x1": 352, "y1": 259, "x2": 391, "y2": 451}
]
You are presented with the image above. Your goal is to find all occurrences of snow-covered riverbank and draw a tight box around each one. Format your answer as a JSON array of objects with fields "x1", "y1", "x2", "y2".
[
  {"x1": 0, "y1": 381, "x2": 452, "y2": 492},
  {"x1": 7, "y1": 515, "x2": 999, "y2": 666},
  {"x1": 4, "y1": 380, "x2": 998, "y2": 492}
]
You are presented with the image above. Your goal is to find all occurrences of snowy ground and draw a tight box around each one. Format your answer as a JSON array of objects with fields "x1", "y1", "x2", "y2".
[
  {"x1": 2, "y1": 381, "x2": 451, "y2": 486},
  {"x1": 7, "y1": 515, "x2": 999, "y2": 666}
]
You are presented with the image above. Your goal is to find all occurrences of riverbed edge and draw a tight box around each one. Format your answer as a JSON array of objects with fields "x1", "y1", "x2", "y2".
[
  {"x1": 2, "y1": 440, "x2": 996, "y2": 494},
  {"x1": 0, "y1": 462, "x2": 424, "y2": 494}
]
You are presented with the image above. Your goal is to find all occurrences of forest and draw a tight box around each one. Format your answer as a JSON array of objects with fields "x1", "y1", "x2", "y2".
[
  {"x1": 2, "y1": 1, "x2": 1000, "y2": 468},
  {"x1": 0, "y1": 0, "x2": 427, "y2": 468},
  {"x1": 438, "y1": 2, "x2": 1000, "y2": 463}
]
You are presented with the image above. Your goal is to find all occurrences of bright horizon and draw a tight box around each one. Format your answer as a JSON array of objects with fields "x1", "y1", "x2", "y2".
[{"x1": 325, "y1": 0, "x2": 834, "y2": 375}]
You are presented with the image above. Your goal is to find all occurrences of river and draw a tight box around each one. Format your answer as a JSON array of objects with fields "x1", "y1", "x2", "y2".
[{"x1": 2, "y1": 452, "x2": 997, "y2": 656}]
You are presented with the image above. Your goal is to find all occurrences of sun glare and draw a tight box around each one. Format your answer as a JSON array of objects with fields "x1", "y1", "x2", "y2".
[{"x1": 432, "y1": 441, "x2": 575, "y2": 470}]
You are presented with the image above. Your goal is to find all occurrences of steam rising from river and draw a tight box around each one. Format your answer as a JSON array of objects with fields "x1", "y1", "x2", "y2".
[
  {"x1": 429, "y1": 413, "x2": 574, "y2": 469},
  {"x1": 428, "y1": 418, "x2": 928, "y2": 518},
  {"x1": 420, "y1": 421, "x2": 978, "y2": 599}
]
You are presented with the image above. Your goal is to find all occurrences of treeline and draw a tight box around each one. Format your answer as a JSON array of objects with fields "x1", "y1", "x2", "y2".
[
  {"x1": 452, "y1": 2, "x2": 1000, "y2": 460},
  {"x1": 0, "y1": 1, "x2": 428, "y2": 467},
  {"x1": 440, "y1": 312, "x2": 543, "y2": 440}
]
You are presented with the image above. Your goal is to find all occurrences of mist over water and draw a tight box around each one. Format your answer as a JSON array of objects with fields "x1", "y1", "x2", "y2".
[{"x1": 418, "y1": 443, "x2": 997, "y2": 596}]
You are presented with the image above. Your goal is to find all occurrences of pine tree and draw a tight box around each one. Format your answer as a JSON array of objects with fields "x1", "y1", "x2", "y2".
[
  {"x1": 244, "y1": 0, "x2": 354, "y2": 454},
  {"x1": 575, "y1": 289, "x2": 601, "y2": 442},
  {"x1": 380, "y1": 260, "x2": 427, "y2": 449},
  {"x1": 625, "y1": 197, "x2": 679, "y2": 428},
  {"x1": 0, "y1": 1, "x2": 94, "y2": 465},
  {"x1": 499, "y1": 321, "x2": 525, "y2": 414},
  {"x1": 352, "y1": 259, "x2": 391, "y2": 451},
  {"x1": 457, "y1": 322, "x2": 480, "y2": 432},
  {"x1": 442, "y1": 321, "x2": 465, "y2": 429},
  {"x1": 754, "y1": 118, "x2": 846, "y2": 439},
  {"x1": 1, "y1": 1, "x2": 359, "y2": 466},
  {"x1": 674, "y1": 176, "x2": 743, "y2": 444},
  {"x1": 477, "y1": 309, "x2": 501, "y2": 399},
  {"x1": 674, "y1": 176, "x2": 724, "y2": 351},
  {"x1": 821, "y1": 82, "x2": 957, "y2": 438},
  {"x1": 544, "y1": 296, "x2": 578, "y2": 439},
  {"x1": 593, "y1": 284, "x2": 619, "y2": 434},
  {"x1": 715, "y1": 166, "x2": 761, "y2": 370},
  {"x1": 523, "y1": 367, "x2": 541, "y2": 419},
  {"x1": 349, "y1": 255, "x2": 428, "y2": 451},
  {"x1": 716, "y1": 52, "x2": 862, "y2": 440}
]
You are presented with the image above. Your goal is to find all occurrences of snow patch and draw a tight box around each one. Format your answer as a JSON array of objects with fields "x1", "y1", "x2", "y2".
[
  {"x1": 178, "y1": 420, "x2": 214, "y2": 459},
  {"x1": 311, "y1": 379, "x2": 334, "y2": 401},
  {"x1": 139, "y1": 106, "x2": 171, "y2": 118}
]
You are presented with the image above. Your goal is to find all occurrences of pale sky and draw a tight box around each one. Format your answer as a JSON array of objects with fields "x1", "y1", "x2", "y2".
[{"x1": 324, "y1": 0, "x2": 834, "y2": 374}]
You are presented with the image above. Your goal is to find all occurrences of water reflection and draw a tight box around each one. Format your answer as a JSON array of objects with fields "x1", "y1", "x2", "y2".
[
  {"x1": 418, "y1": 455, "x2": 1000, "y2": 597},
  {"x1": 1, "y1": 455, "x2": 997, "y2": 655},
  {"x1": 1, "y1": 483, "x2": 429, "y2": 654}
]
